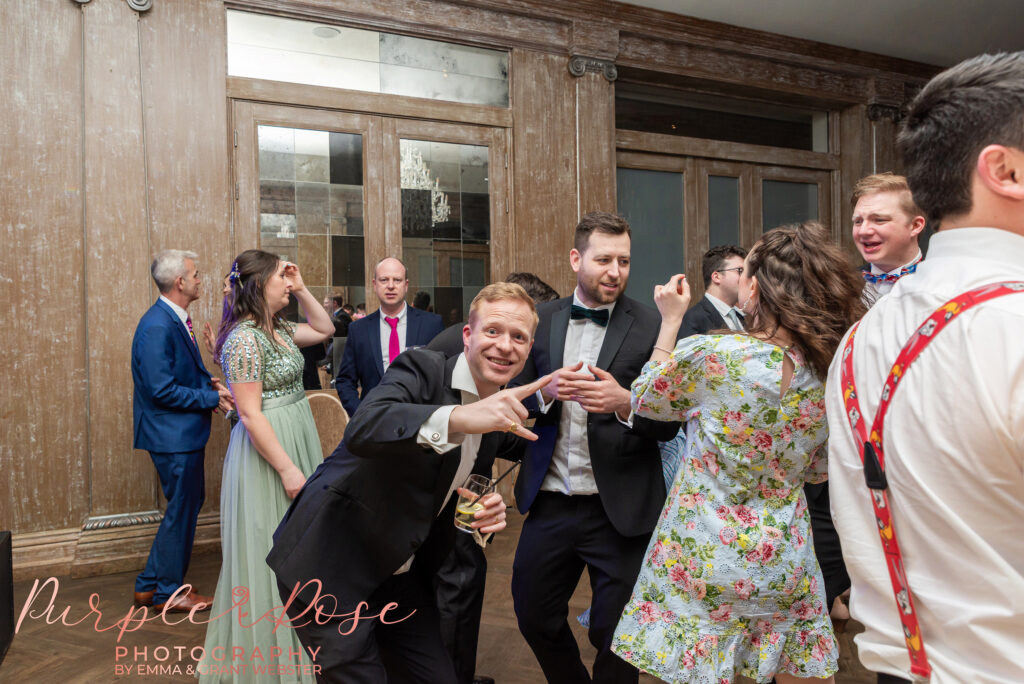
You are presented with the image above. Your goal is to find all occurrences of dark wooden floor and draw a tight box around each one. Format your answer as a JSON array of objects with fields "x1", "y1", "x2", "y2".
[{"x1": 3, "y1": 512, "x2": 873, "y2": 683}]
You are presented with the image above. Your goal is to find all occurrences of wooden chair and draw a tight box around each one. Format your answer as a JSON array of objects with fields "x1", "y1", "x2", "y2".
[{"x1": 304, "y1": 390, "x2": 349, "y2": 459}]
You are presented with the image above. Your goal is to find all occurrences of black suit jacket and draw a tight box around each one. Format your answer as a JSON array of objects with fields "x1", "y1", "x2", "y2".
[
  {"x1": 330, "y1": 309, "x2": 352, "y2": 338},
  {"x1": 426, "y1": 321, "x2": 466, "y2": 358},
  {"x1": 269, "y1": 349, "x2": 523, "y2": 610},
  {"x1": 335, "y1": 306, "x2": 445, "y2": 416},
  {"x1": 679, "y1": 294, "x2": 729, "y2": 338},
  {"x1": 512, "y1": 295, "x2": 678, "y2": 538}
]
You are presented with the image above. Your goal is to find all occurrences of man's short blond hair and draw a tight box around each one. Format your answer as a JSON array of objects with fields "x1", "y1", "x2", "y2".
[
  {"x1": 467, "y1": 282, "x2": 539, "y2": 332},
  {"x1": 851, "y1": 173, "x2": 925, "y2": 220}
]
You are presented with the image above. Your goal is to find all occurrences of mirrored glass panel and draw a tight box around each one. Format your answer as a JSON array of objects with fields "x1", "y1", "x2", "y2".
[
  {"x1": 228, "y1": 11, "x2": 509, "y2": 107},
  {"x1": 708, "y1": 175, "x2": 740, "y2": 248},
  {"x1": 616, "y1": 167, "x2": 685, "y2": 303},
  {"x1": 762, "y1": 180, "x2": 818, "y2": 231},
  {"x1": 400, "y1": 139, "x2": 490, "y2": 327},
  {"x1": 257, "y1": 125, "x2": 365, "y2": 320}
]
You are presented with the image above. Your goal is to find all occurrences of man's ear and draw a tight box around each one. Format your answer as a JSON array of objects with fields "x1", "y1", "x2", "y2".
[
  {"x1": 977, "y1": 144, "x2": 1024, "y2": 201},
  {"x1": 909, "y1": 215, "x2": 926, "y2": 238},
  {"x1": 569, "y1": 248, "x2": 582, "y2": 274}
]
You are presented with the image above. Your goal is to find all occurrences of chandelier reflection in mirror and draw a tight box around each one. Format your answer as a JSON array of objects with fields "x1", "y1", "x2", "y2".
[{"x1": 400, "y1": 146, "x2": 451, "y2": 226}]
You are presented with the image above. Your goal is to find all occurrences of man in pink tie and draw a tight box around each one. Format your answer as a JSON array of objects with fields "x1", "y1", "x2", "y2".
[{"x1": 336, "y1": 256, "x2": 444, "y2": 417}]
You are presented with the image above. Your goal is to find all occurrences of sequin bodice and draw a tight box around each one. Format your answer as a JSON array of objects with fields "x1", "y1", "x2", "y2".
[{"x1": 221, "y1": 320, "x2": 304, "y2": 399}]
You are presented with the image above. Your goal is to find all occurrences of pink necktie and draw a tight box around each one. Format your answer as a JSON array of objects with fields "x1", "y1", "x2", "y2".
[
  {"x1": 386, "y1": 316, "x2": 400, "y2": 364},
  {"x1": 185, "y1": 316, "x2": 197, "y2": 346}
]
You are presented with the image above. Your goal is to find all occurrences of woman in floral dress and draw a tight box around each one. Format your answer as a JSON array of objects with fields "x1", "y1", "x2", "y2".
[
  {"x1": 612, "y1": 222, "x2": 866, "y2": 684},
  {"x1": 199, "y1": 250, "x2": 335, "y2": 684}
]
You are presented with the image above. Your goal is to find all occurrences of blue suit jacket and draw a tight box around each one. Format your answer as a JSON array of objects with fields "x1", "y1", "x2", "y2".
[
  {"x1": 131, "y1": 299, "x2": 220, "y2": 453},
  {"x1": 335, "y1": 306, "x2": 444, "y2": 417}
]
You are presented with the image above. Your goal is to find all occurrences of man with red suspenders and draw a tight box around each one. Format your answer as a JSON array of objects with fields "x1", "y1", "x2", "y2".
[{"x1": 825, "y1": 52, "x2": 1024, "y2": 683}]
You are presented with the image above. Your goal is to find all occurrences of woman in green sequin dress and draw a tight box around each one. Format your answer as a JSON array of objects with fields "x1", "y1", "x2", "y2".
[{"x1": 199, "y1": 250, "x2": 335, "y2": 684}]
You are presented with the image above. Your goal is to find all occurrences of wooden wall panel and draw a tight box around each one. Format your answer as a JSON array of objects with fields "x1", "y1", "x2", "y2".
[
  {"x1": 511, "y1": 50, "x2": 579, "y2": 298},
  {"x1": 576, "y1": 73, "x2": 616, "y2": 215},
  {"x1": 872, "y1": 117, "x2": 902, "y2": 176},
  {"x1": 618, "y1": 34, "x2": 870, "y2": 104},
  {"x1": 139, "y1": 0, "x2": 234, "y2": 497},
  {"x1": 0, "y1": 2, "x2": 88, "y2": 534},
  {"x1": 82, "y1": 1, "x2": 155, "y2": 517},
  {"x1": 838, "y1": 104, "x2": 874, "y2": 260}
]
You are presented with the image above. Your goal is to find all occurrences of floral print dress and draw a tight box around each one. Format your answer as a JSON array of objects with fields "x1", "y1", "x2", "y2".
[{"x1": 612, "y1": 335, "x2": 838, "y2": 683}]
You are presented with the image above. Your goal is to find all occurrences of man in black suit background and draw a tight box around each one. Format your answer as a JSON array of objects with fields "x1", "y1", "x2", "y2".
[
  {"x1": 511, "y1": 212, "x2": 679, "y2": 684},
  {"x1": 336, "y1": 257, "x2": 444, "y2": 416},
  {"x1": 678, "y1": 244, "x2": 748, "y2": 337},
  {"x1": 269, "y1": 283, "x2": 550, "y2": 683}
]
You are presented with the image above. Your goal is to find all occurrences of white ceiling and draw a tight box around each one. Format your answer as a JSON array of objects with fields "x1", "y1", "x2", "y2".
[{"x1": 615, "y1": 0, "x2": 1024, "y2": 67}]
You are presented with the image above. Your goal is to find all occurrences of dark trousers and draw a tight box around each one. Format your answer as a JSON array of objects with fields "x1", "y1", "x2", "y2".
[
  {"x1": 805, "y1": 482, "x2": 850, "y2": 607},
  {"x1": 512, "y1": 492, "x2": 648, "y2": 684},
  {"x1": 135, "y1": 449, "x2": 205, "y2": 604},
  {"x1": 435, "y1": 532, "x2": 488, "y2": 684},
  {"x1": 283, "y1": 570, "x2": 458, "y2": 684}
]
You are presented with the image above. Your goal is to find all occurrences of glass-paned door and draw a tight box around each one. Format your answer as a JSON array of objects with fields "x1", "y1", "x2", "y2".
[
  {"x1": 399, "y1": 139, "x2": 490, "y2": 327},
  {"x1": 616, "y1": 166, "x2": 687, "y2": 303},
  {"x1": 384, "y1": 119, "x2": 508, "y2": 327},
  {"x1": 616, "y1": 151, "x2": 833, "y2": 288},
  {"x1": 234, "y1": 103, "x2": 509, "y2": 323}
]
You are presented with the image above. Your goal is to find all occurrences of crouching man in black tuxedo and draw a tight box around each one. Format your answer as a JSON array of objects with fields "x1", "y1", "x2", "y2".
[{"x1": 268, "y1": 282, "x2": 550, "y2": 684}]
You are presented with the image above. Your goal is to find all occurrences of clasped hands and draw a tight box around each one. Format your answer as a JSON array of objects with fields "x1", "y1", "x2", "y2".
[
  {"x1": 210, "y1": 377, "x2": 234, "y2": 414},
  {"x1": 541, "y1": 361, "x2": 631, "y2": 420}
]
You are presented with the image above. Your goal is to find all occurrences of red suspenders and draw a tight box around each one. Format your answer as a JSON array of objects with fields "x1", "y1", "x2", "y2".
[{"x1": 839, "y1": 281, "x2": 1024, "y2": 681}]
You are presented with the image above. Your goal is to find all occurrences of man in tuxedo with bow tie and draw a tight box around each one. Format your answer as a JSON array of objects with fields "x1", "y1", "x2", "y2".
[
  {"x1": 131, "y1": 249, "x2": 233, "y2": 612},
  {"x1": 852, "y1": 173, "x2": 927, "y2": 303},
  {"x1": 679, "y1": 244, "x2": 748, "y2": 337},
  {"x1": 511, "y1": 212, "x2": 680, "y2": 683}
]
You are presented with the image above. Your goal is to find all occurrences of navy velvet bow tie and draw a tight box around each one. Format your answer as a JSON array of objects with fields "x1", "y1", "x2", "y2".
[{"x1": 570, "y1": 304, "x2": 609, "y2": 327}]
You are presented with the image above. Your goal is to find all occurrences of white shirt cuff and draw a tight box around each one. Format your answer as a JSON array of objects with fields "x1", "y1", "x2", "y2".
[
  {"x1": 616, "y1": 408, "x2": 635, "y2": 428},
  {"x1": 416, "y1": 405, "x2": 465, "y2": 454},
  {"x1": 536, "y1": 390, "x2": 554, "y2": 414}
]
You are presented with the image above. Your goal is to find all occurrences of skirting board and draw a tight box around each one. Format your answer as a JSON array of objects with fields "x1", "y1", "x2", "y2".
[{"x1": 11, "y1": 512, "x2": 221, "y2": 582}]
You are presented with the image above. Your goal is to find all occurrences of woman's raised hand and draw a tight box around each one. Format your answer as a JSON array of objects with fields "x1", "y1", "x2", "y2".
[
  {"x1": 654, "y1": 274, "x2": 691, "y2": 321},
  {"x1": 282, "y1": 261, "x2": 306, "y2": 293}
]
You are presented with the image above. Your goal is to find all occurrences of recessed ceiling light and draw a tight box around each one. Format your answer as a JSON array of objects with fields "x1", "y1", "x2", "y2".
[{"x1": 312, "y1": 26, "x2": 340, "y2": 39}]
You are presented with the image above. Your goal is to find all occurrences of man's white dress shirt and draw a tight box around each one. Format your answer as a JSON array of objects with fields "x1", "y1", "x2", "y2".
[
  {"x1": 379, "y1": 302, "x2": 408, "y2": 371},
  {"x1": 540, "y1": 289, "x2": 618, "y2": 495},
  {"x1": 826, "y1": 228, "x2": 1024, "y2": 683},
  {"x1": 159, "y1": 295, "x2": 190, "y2": 329}
]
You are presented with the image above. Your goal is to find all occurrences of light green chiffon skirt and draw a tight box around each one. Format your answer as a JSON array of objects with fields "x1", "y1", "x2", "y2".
[{"x1": 199, "y1": 391, "x2": 322, "y2": 684}]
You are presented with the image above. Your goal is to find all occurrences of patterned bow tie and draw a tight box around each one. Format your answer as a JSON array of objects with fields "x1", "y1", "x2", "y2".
[
  {"x1": 570, "y1": 304, "x2": 609, "y2": 327},
  {"x1": 863, "y1": 258, "x2": 922, "y2": 285}
]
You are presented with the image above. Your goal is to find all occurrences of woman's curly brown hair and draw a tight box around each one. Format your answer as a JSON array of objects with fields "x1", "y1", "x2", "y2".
[{"x1": 742, "y1": 222, "x2": 867, "y2": 379}]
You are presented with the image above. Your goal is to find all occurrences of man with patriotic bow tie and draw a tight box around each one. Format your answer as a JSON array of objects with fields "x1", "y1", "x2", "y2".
[
  {"x1": 510, "y1": 211, "x2": 679, "y2": 683},
  {"x1": 851, "y1": 173, "x2": 927, "y2": 303}
]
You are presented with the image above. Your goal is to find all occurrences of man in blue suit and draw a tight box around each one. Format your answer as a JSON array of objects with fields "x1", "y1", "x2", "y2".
[
  {"x1": 336, "y1": 257, "x2": 444, "y2": 416},
  {"x1": 131, "y1": 249, "x2": 232, "y2": 613}
]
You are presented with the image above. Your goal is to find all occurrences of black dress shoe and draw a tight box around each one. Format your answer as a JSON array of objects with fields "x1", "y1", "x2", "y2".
[{"x1": 472, "y1": 677, "x2": 495, "y2": 684}]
